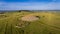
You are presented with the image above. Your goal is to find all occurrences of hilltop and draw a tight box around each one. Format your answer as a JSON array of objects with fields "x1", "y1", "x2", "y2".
[{"x1": 0, "y1": 11, "x2": 60, "y2": 34}]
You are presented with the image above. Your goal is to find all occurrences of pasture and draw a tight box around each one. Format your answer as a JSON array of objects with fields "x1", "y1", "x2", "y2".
[{"x1": 0, "y1": 11, "x2": 60, "y2": 34}]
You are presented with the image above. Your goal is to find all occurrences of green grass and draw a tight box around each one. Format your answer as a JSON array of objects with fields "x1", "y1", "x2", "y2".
[{"x1": 0, "y1": 11, "x2": 60, "y2": 34}]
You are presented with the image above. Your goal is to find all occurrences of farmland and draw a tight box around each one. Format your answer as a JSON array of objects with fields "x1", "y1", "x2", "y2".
[{"x1": 0, "y1": 10, "x2": 60, "y2": 34}]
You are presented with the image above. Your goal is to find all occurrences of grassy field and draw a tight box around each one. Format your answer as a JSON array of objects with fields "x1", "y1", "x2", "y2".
[{"x1": 0, "y1": 11, "x2": 60, "y2": 34}]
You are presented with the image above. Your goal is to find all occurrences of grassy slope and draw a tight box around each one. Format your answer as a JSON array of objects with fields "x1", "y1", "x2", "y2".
[{"x1": 0, "y1": 11, "x2": 60, "y2": 34}]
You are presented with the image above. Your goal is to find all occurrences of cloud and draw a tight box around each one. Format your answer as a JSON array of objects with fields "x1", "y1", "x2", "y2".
[{"x1": 0, "y1": 2, "x2": 60, "y2": 10}]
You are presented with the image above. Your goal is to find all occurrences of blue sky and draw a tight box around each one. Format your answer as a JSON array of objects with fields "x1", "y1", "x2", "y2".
[{"x1": 0, "y1": 0, "x2": 60, "y2": 10}]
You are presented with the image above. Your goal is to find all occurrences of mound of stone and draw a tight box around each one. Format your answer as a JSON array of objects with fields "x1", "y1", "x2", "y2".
[{"x1": 21, "y1": 15, "x2": 39, "y2": 21}]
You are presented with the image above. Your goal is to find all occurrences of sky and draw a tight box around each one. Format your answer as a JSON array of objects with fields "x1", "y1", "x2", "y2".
[{"x1": 0, "y1": 0, "x2": 60, "y2": 10}]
